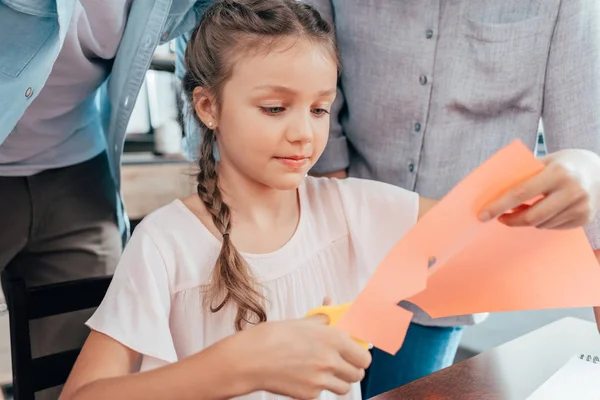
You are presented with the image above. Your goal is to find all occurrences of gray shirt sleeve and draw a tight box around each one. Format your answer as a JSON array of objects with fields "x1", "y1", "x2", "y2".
[
  {"x1": 302, "y1": 0, "x2": 351, "y2": 174},
  {"x1": 541, "y1": 0, "x2": 600, "y2": 249},
  {"x1": 311, "y1": 85, "x2": 351, "y2": 173}
]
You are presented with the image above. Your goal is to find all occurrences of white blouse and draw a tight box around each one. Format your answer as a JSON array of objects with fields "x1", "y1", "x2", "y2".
[{"x1": 87, "y1": 177, "x2": 419, "y2": 399}]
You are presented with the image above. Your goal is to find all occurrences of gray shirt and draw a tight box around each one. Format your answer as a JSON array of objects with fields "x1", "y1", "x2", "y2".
[{"x1": 305, "y1": 0, "x2": 600, "y2": 326}]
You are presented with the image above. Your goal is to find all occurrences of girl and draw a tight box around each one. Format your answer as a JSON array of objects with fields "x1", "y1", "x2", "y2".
[{"x1": 62, "y1": 0, "x2": 600, "y2": 399}]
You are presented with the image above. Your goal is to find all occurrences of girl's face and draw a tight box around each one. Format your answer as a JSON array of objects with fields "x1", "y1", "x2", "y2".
[{"x1": 211, "y1": 38, "x2": 338, "y2": 191}]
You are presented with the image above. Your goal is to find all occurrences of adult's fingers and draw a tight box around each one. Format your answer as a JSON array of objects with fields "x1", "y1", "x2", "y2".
[
  {"x1": 479, "y1": 170, "x2": 549, "y2": 222},
  {"x1": 536, "y1": 201, "x2": 590, "y2": 230},
  {"x1": 498, "y1": 190, "x2": 574, "y2": 227}
]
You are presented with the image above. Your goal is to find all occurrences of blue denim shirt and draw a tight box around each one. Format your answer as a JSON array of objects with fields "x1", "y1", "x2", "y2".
[{"x1": 0, "y1": 0, "x2": 210, "y2": 237}]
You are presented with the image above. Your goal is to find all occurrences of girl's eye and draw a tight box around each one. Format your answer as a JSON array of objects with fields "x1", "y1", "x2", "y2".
[
  {"x1": 260, "y1": 107, "x2": 285, "y2": 115},
  {"x1": 312, "y1": 108, "x2": 331, "y2": 116}
]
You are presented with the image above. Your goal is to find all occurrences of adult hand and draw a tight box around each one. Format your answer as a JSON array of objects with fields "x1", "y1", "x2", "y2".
[
  {"x1": 234, "y1": 316, "x2": 371, "y2": 399},
  {"x1": 479, "y1": 149, "x2": 600, "y2": 229}
]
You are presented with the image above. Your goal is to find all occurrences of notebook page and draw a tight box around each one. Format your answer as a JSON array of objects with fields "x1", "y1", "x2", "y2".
[{"x1": 526, "y1": 353, "x2": 600, "y2": 400}]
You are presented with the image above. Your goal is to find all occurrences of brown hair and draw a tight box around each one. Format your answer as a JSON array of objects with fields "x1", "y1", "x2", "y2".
[{"x1": 181, "y1": 0, "x2": 338, "y2": 331}]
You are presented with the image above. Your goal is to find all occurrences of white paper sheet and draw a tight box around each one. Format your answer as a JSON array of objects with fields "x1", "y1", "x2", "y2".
[{"x1": 527, "y1": 353, "x2": 600, "y2": 400}]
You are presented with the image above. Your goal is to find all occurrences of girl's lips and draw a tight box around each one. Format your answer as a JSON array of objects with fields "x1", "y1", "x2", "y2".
[{"x1": 275, "y1": 156, "x2": 309, "y2": 168}]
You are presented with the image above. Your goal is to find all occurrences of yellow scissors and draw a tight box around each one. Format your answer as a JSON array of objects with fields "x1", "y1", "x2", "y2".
[{"x1": 306, "y1": 302, "x2": 370, "y2": 349}]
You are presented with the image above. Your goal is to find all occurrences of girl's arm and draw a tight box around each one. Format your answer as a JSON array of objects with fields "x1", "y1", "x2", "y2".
[
  {"x1": 418, "y1": 197, "x2": 438, "y2": 220},
  {"x1": 60, "y1": 316, "x2": 371, "y2": 400},
  {"x1": 60, "y1": 330, "x2": 256, "y2": 400}
]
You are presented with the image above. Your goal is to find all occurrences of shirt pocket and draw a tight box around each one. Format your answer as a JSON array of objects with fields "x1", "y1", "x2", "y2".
[
  {"x1": 0, "y1": 4, "x2": 56, "y2": 78},
  {"x1": 446, "y1": 16, "x2": 552, "y2": 116},
  {"x1": 463, "y1": 16, "x2": 545, "y2": 42}
]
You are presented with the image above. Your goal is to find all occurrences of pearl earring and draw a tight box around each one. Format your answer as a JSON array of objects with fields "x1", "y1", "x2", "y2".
[{"x1": 208, "y1": 122, "x2": 213, "y2": 127}]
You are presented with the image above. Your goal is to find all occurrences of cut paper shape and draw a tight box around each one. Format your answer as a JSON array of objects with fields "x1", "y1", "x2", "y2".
[
  {"x1": 407, "y1": 217, "x2": 600, "y2": 317},
  {"x1": 333, "y1": 140, "x2": 600, "y2": 355}
]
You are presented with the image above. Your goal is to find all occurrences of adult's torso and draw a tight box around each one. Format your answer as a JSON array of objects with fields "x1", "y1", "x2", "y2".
[
  {"x1": 0, "y1": 0, "x2": 203, "y2": 184},
  {"x1": 333, "y1": 0, "x2": 558, "y2": 198},
  {"x1": 0, "y1": 0, "x2": 133, "y2": 176}
]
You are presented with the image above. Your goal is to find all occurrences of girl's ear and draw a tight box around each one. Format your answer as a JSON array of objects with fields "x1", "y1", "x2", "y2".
[{"x1": 192, "y1": 87, "x2": 219, "y2": 130}]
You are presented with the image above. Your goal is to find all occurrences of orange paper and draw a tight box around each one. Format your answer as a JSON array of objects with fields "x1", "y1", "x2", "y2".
[
  {"x1": 337, "y1": 140, "x2": 600, "y2": 355},
  {"x1": 408, "y1": 220, "x2": 600, "y2": 317}
]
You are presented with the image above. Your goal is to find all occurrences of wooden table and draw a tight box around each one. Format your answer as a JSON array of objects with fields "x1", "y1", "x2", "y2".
[{"x1": 374, "y1": 317, "x2": 600, "y2": 400}]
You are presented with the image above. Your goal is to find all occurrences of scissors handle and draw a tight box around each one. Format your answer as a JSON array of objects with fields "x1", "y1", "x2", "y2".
[{"x1": 306, "y1": 302, "x2": 370, "y2": 349}]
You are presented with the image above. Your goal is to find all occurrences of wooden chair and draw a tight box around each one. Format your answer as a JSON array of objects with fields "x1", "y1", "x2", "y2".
[{"x1": 1, "y1": 269, "x2": 111, "y2": 400}]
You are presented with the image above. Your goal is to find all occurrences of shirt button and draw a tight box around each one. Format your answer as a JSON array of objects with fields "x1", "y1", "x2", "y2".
[
  {"x1": 426, "y1": 29, "x2": 434, "y2": 39},
  {"x1": 161, "y1": 31, "x2": 169, "y2": 41},
  {"x1": 25, "y1": 87, "x2": 34, "y2": 98},
  {"x1": 409, "y1": 163, "x2": 415, "y2": 173},
  {"x1": 419, "y1": 75, "x2": 428, "y2": 85},
  {"x1": 414, "y1": 122, "x2": 422, "y2": 132}
]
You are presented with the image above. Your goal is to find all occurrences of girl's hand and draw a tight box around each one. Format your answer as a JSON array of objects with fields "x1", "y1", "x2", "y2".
[
  {"x1": 480, "y1": 149, "x2": 600, "y2": 229},
  {"x1": 237, "y1": 316, "x2": 371, "y2": 399}
]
